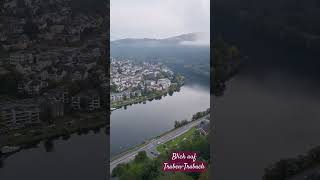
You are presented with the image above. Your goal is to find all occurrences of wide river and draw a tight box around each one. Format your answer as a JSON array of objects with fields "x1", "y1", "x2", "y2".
[
  {"x1": 213, "y1": 13, "x2": 320, "y2": 180},
  {"x1": 0, "y1": 79, "x2": 209, "y2": 180},
  {"x1": 0, "y1": 131, "x2": 108, "y2": 180},
  {"x1": 110, "y1": 84, "x2": 210, "y2": 157}
]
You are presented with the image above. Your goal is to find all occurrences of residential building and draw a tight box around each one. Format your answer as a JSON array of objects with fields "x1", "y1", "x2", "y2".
[
  {"x1": 0, "y1": 100, "x2": 40, "y2": 129},
  {"x1": 71, "y1": 96, "x2": 81, "y2": 110}
]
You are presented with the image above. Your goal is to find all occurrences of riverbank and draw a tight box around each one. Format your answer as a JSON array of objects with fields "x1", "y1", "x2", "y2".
[
  {"x1": 111, "y1": 83, "x2": 182, "y2": 109},
  {"x1": 111, "y1": 115, "x2": 210, "y2": 179},
  {"x1": 110, "y1": 122, "x2": 183, "y2": 162},
  {"x1": 110, "y1": 109, "x2": 209, "y2": 162},
  {"x1": 110, "y1": 120, "x2": 183, "y2": 162},
  {"x1": 264, "y1": 146, "x2": 320, "y2": 180},
  {"x1": 0, "y1": 111, "x2": 107, "y2": 151}
]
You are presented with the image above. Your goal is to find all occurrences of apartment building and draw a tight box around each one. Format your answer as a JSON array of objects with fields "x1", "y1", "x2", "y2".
[{"x1": 0, "y1": 100, "x2": 40, "y2": 129}]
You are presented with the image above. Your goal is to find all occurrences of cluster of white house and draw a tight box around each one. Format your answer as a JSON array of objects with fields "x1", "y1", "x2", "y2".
[
  {"x1": 0, "y1": 0, "x2": 108, "y2": 134},
  {"x1": 71, "y1": 90, "x2": 101, "y2": 112},
  {"x1": 0, "y1": 87, "x2": 104, "y2": 133},
  {"x1": 110, "y1": 90, "x2": 142, "y2": 102},
  {"x1": 197, "y1": 119, "x2": 210, "y2": 136},
  {"x1": 1, "y1": 0, "x2": 105, "y2": 51},
  {"x1": 0, "y1": 0, "x2": 107, "y2": 96},
  {"x1": 5, "y1": 45, "x2": 105, "y2": 96},
  {"x1": 0, "y1": 100, "x2": 41, "y2": 131},
  {"x1": 110, "y1": 58, "x2": 173, "y2": 102}
]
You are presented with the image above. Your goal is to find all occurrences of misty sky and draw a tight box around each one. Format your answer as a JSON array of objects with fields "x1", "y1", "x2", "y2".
[{"x1": 110, "y1": 0, "x2": 210, "y2": 40}]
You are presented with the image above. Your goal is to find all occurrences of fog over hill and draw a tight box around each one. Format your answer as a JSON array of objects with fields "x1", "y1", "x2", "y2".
[
  {"x1": 111, "y1": 33, "x2": 210, "y2": 85},
  {"x1": 111, "y1": 0, "x2": 210, "y2": 40},
  {"x1": 111, "y1": 32, "x2": 209, "y2": 47},
  {"x1": 215, "y1": 0, "x2": 320, "y2": 54}
]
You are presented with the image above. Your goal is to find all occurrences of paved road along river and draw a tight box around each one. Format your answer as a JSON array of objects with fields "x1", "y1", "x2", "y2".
[{"x1": 110, "y1": 115, "x2": 209, "y2": 173}]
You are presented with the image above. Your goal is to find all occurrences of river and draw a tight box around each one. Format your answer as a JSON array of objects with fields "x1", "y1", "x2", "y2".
[
  {"x1": 0, "y1": 77, "x2": 209, "y2": 180},
  {"x1": 0, "y1": 131, "x2": 108, "y2": 180},
  {"x1": 110, "y1": 84, "x2": 210, "y2": 157},
  {"x1": 213, "y1": 13, "x2": 320, "y2": 180}
]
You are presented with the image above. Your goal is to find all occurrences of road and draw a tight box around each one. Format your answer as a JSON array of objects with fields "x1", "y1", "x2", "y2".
[{"x1": 109, "y1": 115, "x2": 209, "y2": 173}]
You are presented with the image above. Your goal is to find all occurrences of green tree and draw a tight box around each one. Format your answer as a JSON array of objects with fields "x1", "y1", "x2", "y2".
[
  {"x1": 134, "y1": 151, "x2": 148, "y2": 163},
  {"x1": 198, "y1": 168, "x2": 210, "y2": 180},
  {"x1": 66, "y1": 82, "x2": 80, "y2": 96},
  {"x1": 157, "y1": 172, "x2": 193, "y2": 180},
  {"x1": 112, "y1": 163, "x2": 129, "y2": 177},
  {"x1": 0, "y1": 70, "x2": 22, "y2": 96},
  {"x1": 23, "y1": 19, "x2": 39, "y2": 40},
  {"x1": 110, "y1": 84, "x2": 117, "y2": 92},
  {"x1": 228, "y1": 46, "x2": 240, "y2": 58}
]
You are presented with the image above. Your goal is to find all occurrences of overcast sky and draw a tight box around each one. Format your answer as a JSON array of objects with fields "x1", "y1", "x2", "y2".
[{"x1": 110, "y1": 0, "x2": 210, "y2": 40}]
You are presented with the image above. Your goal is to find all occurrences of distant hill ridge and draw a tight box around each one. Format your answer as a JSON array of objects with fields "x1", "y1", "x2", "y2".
[{"x1": 111, "y1": 32, "x2": 208, "y2": 46}]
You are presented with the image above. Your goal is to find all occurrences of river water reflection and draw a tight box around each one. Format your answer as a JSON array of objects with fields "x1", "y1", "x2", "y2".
[
  {"x1": 0, "y1": 131, "x2": 108, "y2": 180},
  {"x1": 110, "y1": 84, "x2": 210, "y2": 157},
  {"x1": 213, "y1": 15, "x2": 320, "y2": 179},
  {"x1": 0, "y1": 81, "x2": 209, "y2": 180}
]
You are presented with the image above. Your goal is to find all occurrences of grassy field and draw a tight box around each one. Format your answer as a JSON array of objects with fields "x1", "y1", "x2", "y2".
[{"x1": 156, "y1": 127, "x2": 197, "y2": 154}]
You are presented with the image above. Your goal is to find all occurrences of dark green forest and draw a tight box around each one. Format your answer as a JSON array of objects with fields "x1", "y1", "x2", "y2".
[
  {"x1": 215, "y1": 0, "x2": 320, "y2": 52},
  {"x1": 212, "y1": 38, "x2": 241, "y2": 96}
]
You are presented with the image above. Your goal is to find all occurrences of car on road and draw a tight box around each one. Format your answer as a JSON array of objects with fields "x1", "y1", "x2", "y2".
[{"x1": 151, "y1": 151, "x2": 159, "y2": 156}]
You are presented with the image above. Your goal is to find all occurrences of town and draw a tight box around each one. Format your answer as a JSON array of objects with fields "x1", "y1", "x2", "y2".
[
  {"x1": 0, "y1": 0, "x2": 108, "y2": 141},
  {"x1": 110, "y1": 57, "x2": 183, "y2": 106}
]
